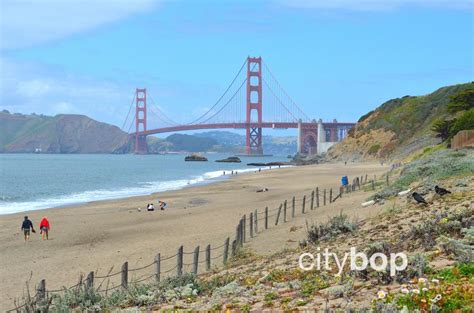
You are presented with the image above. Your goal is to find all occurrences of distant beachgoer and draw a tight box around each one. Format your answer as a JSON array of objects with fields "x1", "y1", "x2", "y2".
[
  {"x1": 258, "y1": 168, "x2": 261, "y2": 172},
  {"x1": 21, "y1": 216, "x2": 35, "y2": 241},
  {"x1": 256, "y1": 188, "x2": 269, "y2": 193},
  {"x1": 158, "y1": 200, "x2": 167, "y2": 210},
  {"x1": 345, "y1": 161, "x2": 347, "y2": 166},
  {"x1": 278, "y1": 165, "x2": 281, "y2": 168},
  {"x1": 39, "y1": 216, "x2": 50, "y2": 240},
  {"x1": 223, "y1": 171, "x2": 226, "y2": 175},
  {"x1": 341, "y1": 176, "x2": 349, "y2": 186},
  {"x1": 147, "y1": 203, "x2": 155, "y2": 211}
]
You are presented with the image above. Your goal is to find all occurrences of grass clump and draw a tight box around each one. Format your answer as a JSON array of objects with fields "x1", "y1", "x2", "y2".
[{"x1": 305, "y1": 211, "x2": 358, "y2": 244}]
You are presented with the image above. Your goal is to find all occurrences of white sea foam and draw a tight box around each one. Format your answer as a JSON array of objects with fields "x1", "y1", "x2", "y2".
[{"x1": 0, "y1": 165, "x2": 292, "y2": 215}]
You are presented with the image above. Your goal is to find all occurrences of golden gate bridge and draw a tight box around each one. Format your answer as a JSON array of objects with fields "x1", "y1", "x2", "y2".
[{"x1": 121, "y1": 57, "x2": 355, "y2": 155}]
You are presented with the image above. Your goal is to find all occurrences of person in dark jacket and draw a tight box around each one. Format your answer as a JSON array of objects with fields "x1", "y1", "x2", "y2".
[{"x1": 21, "y1": 216, "x2": 35, "y2": 241}]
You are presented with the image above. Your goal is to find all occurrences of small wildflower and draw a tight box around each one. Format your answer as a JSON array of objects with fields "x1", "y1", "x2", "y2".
[
  {"x1": 412, "y1": 289, "x2": 420, "y2": 294},
  {"x1": 422, "y1": 287, "x2": 429, "y2": 292},
  {"x1": 401, "y1": 288, "x2": 409, "y2": 294},
  {"x1": 377, "y1": 290, "x2": 386, "y2": 299},
  {"x1": 418, "y1": 278, "x2": 427, "y2": 284},
  {"x1": 431, "y1": 279, "x2": 440, "y2": 284}
]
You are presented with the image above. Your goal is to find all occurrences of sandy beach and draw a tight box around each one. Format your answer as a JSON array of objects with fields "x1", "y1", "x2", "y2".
[{"x1": 0, "y1": 162, "x2": 389, "y2": 309}]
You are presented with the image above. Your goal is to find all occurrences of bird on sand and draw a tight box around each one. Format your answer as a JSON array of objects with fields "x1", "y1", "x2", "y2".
[
  {"x1": 412, "y1": 192, "x2": 428, "y2": 204},
  {"x1": 435, "y1": 185, "x2": 451, "y2": 196}
]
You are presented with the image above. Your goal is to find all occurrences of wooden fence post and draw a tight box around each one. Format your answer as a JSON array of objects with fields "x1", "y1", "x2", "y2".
[
  {"x1": 302, "y1": 195, "x2": 306, "y2": 213},
  {"x1": 275, "y1": 203, "x2": 282, "y2": 225},
  {"x1": 365, "y1": 174, "x2": 368, "y2": 184},
  {"x1": 283, "y1": 200, "x2": 287, "y2": 222},
  {"x1": 37, "y1": 279, "x2": 46, "y2": 300},
  {"x1": 193, "y1": 246, "x2": 200, "y2": 275},
  {"x1": 86, "y1": 271, "x2": 94, "y2": 290},
  {"x1": 316, "y1": 187, "x2": 320, "y2": 208},
  {"x1": 330, "y1": 188, "x2": 333, "y2": 203},
  {"x1": 292, "y1": 196, "x2": 296, "y2": 217},
  {"x1": 254, "y1": 209, "x2": 258, "y2": 233},
  {"x1": 323, "y1": 189, "x2": 326, "y2": 205},
  {"x1": 223, "y1": 237, "x2": 230, "y2": 265},
  {"x1": 339, "y1": 186, "x2": 343, "y2": 198},
  {"x1": 206, "y1": 244, "x2": 211, "y2": 271},
  {"x1": 265, "y1": 207, "x2": 268, "y2": 229},
  {"x1": 155, "y1": 253, "x2": 161, "y2": 282},
  {"x1": 238, "y1": 219, "x2": 243, "y2": 247},
  {"x1": 121, "y1": 261, "x2": 128, "y2": 290},
  {"x1": 249, "y1": 212, "x2": 254, "y2": 238},
  {"x1": 386, "y1": 173, "x2": 389, "y2": 186},
  {"x1": 310, "y1": 190, "x2": 315, "y2": 210},
  {"x1": 177, "y1": 246, "x2": 183, "y2": 276},
  {"x1": 235, "y1": 223, "x2": 240, "y2": 246},
  {"x1": 231, "y1": 239, "x2": 237, "y2": 257},
  {"x1": 243, "y1": 214, "x2": 246, "y2": 243}
]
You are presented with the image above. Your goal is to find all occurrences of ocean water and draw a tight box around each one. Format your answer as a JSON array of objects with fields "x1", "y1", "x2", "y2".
[{"x1": 0, "y1": 153, "x2": 289, "y2": 215}]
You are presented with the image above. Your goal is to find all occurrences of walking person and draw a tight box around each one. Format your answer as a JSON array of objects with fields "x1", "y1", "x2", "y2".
[
  {"x1": 21, "y1": 216, "x2": 35, "y2": 242},
  {"x1": 39, "y1": 216, "x2": 51, "y2": 240}
]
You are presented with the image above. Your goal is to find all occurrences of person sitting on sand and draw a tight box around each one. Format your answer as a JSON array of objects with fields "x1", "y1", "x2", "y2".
[
  {"x1": 147, "y1": 203, "x2": 155, "y2": 211},
  {"x1": 256, "y1": 188, "x2": 269, "y2": 193},
  {"x1": 39, "y1": 216, "x2": 50, "y2": 240},
  {"x1": 21, "y1": 216, "x2": 35, "y2": 241}
]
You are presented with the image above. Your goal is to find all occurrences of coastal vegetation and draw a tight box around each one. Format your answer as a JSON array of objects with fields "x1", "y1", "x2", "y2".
[
  {"x1": 17, "y1": 148, "x2": 473, "y2": 311},
  {"x1": 327, "y1": 82, "x2": 474, "y2": 161}
]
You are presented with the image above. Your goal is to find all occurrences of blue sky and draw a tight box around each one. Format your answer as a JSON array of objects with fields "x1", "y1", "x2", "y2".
[{"x1": 1, "y1": 0, "x2": 473, "y2": 137}]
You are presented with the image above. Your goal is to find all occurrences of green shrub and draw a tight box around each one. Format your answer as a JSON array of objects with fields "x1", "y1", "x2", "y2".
[{"x1": 368, "y1": 144, "x2": 381, "y2": 155}]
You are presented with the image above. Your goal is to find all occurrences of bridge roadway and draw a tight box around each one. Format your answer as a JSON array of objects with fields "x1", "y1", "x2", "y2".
[{"x1": 134, "y1": 122, "x2": 355, "y2": 136}]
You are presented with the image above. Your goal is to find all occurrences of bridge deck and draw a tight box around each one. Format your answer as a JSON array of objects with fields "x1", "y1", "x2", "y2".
[{"x1": 133, "y1": 122, "x2": 355, "y2": 136}]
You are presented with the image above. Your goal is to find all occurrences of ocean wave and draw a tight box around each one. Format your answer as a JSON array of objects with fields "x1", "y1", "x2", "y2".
[{"x1": 0, "y1": 165, "x2": 292, "y2": 215}]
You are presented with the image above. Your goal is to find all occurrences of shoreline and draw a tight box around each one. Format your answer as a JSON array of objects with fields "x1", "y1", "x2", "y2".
[
  {"x1": 0, "y1": 164, "x2": 291, "y2": 216},
  {"x1": 0, "y1": 161, "x2": 388, "y2": 308}
]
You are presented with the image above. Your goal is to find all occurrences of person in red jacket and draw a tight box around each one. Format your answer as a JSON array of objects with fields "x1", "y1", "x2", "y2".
[{"x1": 39, "y1": 216, "x2": 50, "y2": 240}]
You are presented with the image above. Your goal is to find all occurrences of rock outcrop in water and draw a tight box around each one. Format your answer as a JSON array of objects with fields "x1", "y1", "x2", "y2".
[
  {"x1": 215, "y1": 156, "x2": 241, "y2": 163},
  {"x1": 184, "y1": 154, "x2": 208, "y2": 161}
]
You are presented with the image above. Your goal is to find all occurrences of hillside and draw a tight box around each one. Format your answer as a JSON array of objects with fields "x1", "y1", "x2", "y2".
[
  {"x1": 0, "y1": 111, "x2": 130, "y2": 154},
  {"x1": 195, "y1": 131, "x2": 297, "y2": 155},
  {"x1": 327, "y1": 82, "x2": 474, "y2": 161}
]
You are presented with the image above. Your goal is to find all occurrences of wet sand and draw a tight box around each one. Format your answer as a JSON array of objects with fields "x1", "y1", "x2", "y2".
[{"x1": 0, "y1": 162, "x2": 388, "y2": 309}]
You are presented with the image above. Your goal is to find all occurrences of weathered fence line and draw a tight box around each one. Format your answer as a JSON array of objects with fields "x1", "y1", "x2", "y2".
[{"x1": 8, "y1": 171, "x2": 387, "y2": 312}]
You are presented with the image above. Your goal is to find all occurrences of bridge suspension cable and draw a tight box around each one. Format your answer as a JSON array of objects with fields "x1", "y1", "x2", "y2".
[
  {"x1": 148, "y1": 93, "x2": 180, "y2": 126},
  {"x1": 187, "y1": 58, "x2": 247, "y2": 125},
  {"x1": 262, "y1": 61, "x2": 311, "y2": 122},
  {"x1": 121, "y1": 94, "x2": 136, "y2": 131}
]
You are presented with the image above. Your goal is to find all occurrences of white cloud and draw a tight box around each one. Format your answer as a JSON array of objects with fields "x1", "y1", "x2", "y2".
[
  {"x1": 0, "y1": 57, "x2": 134, "y2": 127},
  {"x1": 0, "y1": 0, "x2": 161, "y2": 50},
  {"x1": 282, "y1": 0, "x2": 474, "y2": 11}
]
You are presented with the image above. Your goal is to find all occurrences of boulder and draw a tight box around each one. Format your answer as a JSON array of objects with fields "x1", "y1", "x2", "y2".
[
  {"x1": 215, "y1": 156, "x2": 241, "y2": 163},
  {"x1": 185, "y1": 154, "x2": 208, "y2": 161}
]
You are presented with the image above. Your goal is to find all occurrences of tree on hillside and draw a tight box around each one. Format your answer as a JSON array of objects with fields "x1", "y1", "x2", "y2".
[
  {"x1": 432, "y1": 88, "x2": 474, "y2": 142},
  {"x1": 450, "y1": 109, "x2": 474, "y2": 137},
  {"x1": 447, "y1": 88, "x2": 474, "y2": 113},
  {"x1": 432, "y1": 119, "x2": 454, "y2": 141}
]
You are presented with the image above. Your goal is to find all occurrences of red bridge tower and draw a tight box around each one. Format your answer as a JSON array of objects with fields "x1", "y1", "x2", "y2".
[
  {"x1": 246, "y1": 57, "x2": 263, "y2": 154},
  {"x1": 135, "y1": 88, "x2": 148, "y2": 154}
]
